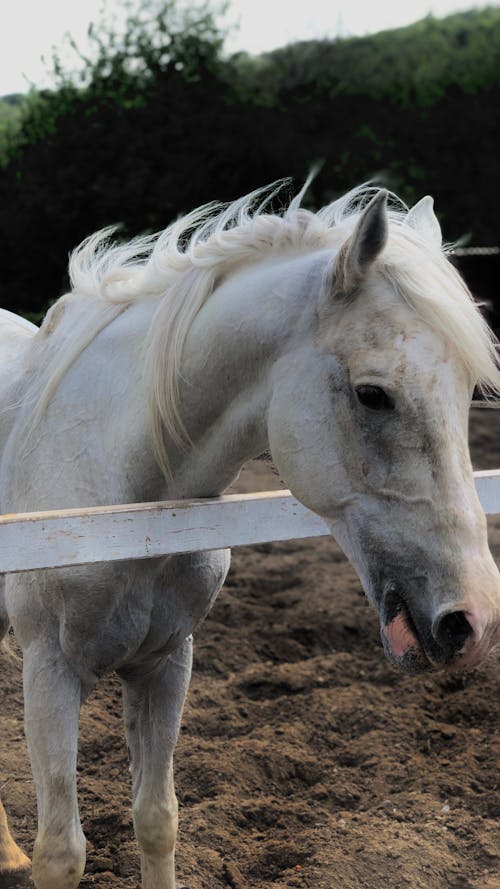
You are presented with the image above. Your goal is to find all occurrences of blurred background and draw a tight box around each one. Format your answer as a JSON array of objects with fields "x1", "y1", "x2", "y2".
[{"x1": 0, "y1": 0, "x2": 498, "y2": 322}]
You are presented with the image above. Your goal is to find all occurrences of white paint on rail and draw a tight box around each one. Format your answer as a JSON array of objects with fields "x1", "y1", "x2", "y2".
[{"x1": 0, "y1": 470, "x2": 499, "y2": 574}]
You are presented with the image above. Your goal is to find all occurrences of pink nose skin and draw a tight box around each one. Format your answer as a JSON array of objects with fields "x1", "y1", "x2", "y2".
[
  {"x1": 382, "y1": 604, "x2": 500, "y2": 671},
  {"x1": 384, "y1": 612, "x2": 419, "y2": 659}
]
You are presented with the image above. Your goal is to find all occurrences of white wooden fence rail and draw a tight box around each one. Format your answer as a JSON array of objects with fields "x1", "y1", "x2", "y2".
[{"x1": 0, "y1": 469, "x2": 499, "y2": 575}]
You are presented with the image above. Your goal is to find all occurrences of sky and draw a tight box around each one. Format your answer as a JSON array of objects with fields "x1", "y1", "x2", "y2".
[{"x1": 1, "y1": 0, "x2": 498, "y2": 95}]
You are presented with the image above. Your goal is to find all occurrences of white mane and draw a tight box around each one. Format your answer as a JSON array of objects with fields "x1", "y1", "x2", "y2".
[{"x1": 34, "y1": 177, "x2": 500, "y2": 478}]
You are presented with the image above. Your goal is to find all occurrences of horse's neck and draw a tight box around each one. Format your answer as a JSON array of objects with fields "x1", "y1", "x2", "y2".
[
  {"x1": 11, "y1": 252, "x2": 323, "y2": 507},
  {"x1": 168, "y1": 253, "x2": 322, "y2": 497}
]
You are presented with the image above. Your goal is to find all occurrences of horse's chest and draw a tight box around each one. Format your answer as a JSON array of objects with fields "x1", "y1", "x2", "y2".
[
  {"x1": 7, "y1": 551, "x2": 229, "y2": 685},
  {"x1": 139, "y1": 549, "x2": 231, "y2": 660},
  {"x1": 56, "y1": 549, "x2": 231, "y2": 678}
]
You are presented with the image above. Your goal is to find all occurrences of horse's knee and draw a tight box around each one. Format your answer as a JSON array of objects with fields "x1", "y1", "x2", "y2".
[
  {"x1": 32, "y1": 829, "x2": 86, "y2": 889},
  {"x1": 133, "y1": 796, "x2": 178, "y2": 859}
]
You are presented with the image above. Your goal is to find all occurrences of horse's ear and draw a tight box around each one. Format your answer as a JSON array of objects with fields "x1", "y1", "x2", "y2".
[
  {"x1": 336, "y1": 190, "x2": 389, "y2": 294},
  {"x1": 406, "y1": 196, "x2": 442, "y2": 248}
]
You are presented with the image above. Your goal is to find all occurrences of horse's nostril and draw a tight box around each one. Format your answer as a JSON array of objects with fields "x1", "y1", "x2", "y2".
[{"x1": 434, "y1": 610, "x2": 473, "y2": 656}]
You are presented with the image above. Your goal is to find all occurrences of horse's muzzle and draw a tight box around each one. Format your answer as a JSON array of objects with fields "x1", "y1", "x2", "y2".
[{"x1": 379, "y1": 582, "x2": 480, "y2": 673}]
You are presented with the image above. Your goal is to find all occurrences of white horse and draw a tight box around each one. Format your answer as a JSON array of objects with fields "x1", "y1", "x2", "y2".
[{"x1": 0, "y1": 180, "x2": 499, "y2": 889}]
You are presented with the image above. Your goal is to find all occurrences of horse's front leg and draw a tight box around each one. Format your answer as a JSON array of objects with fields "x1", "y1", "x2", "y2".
[
  {"x1": 0, "y1": 578, "x2": 31, "y2": 877},
  {"x1": 0, "y1": 798, "x2": 30, "y2": 874},
  {"x1": 120, "y1": 636, "x2": 193, "y2": 889},
  {"x1": 23, "y1": 641, "x2": 86, "y2": 889}
]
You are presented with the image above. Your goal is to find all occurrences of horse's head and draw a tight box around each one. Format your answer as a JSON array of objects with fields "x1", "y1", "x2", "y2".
[{"x1": 268, "y1": 190, "x2": 500, "y2": 673}]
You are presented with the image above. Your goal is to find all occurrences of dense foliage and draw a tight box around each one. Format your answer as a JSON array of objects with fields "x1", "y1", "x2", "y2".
[
  {"x1": 0, "y1": 3, "x2": 499, "y2": 314},
  {"x1": 0, "y1": 94, "x2": 23, "y2": 166}
]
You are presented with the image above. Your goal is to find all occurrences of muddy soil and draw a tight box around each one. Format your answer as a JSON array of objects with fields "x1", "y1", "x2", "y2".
[{"x1": 0, "y1": 408, "x2": 499, "y2": 889}]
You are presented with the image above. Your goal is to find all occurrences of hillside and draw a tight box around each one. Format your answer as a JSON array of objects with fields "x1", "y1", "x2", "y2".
[{"x1": 0, "y1": 5, "x2": 498, "y2": 313}]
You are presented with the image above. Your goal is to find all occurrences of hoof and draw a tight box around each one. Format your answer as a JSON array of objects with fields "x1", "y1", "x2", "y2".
[{"x1": 0, "y1": 851, "x2": 30, "y2": 874}]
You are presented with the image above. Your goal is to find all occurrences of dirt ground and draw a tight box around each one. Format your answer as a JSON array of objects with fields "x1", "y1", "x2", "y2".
[{"x1": 0, "y1": 408, "x2": 499, "y2": 889}]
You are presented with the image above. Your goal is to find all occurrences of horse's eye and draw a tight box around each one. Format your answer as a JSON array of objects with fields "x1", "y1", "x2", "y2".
[{"x1": 355, "y1": 385, "x2": 395, "y2": 411}]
